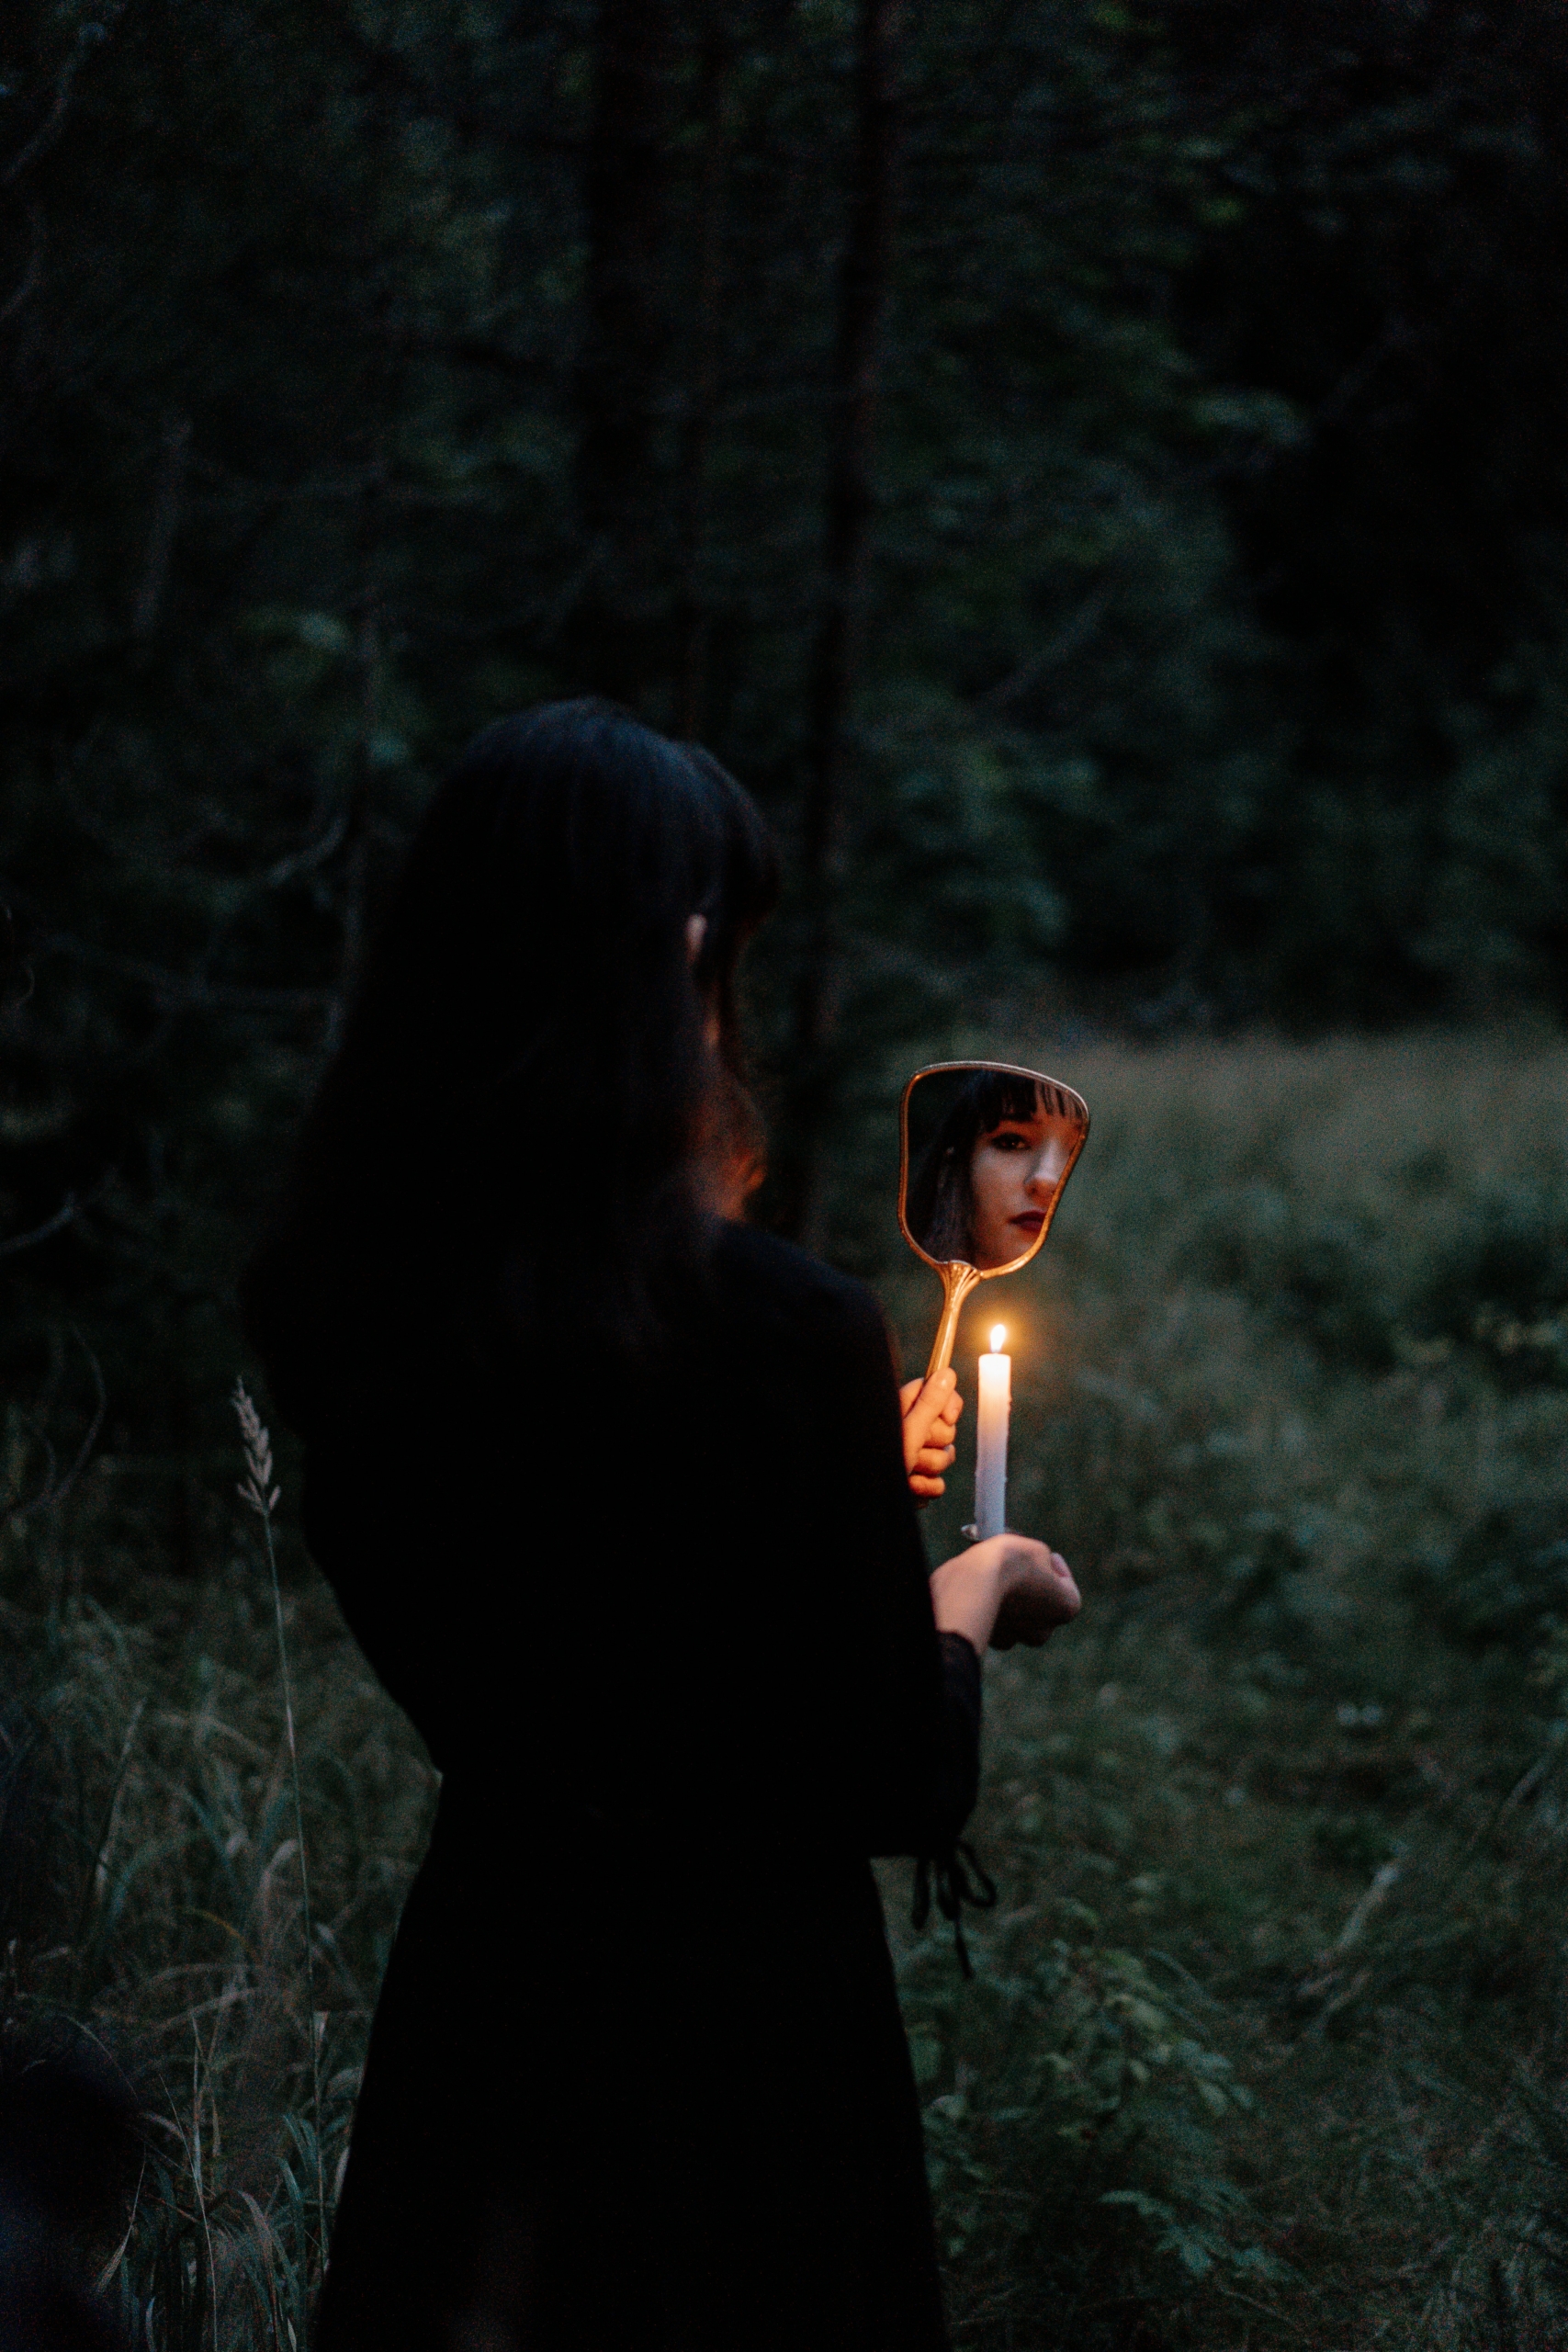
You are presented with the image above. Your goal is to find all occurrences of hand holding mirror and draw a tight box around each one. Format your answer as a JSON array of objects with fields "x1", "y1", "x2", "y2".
[{"x1": 898, "y1": 1060, "x2": 1089, "y2": 1382}]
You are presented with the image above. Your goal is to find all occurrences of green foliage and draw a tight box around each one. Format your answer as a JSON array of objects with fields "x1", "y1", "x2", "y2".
[
  {"x1": 1412, "y1": 1503, "x2": 1568, "y2": 1654},
  {"x1": 10, "y1": 1035, "x2": 1568, "y2": 2345},
  {"x1": 903, "y1": 1923, "x2": 1280, "y2": 2296},
  {"x1": 1409, "y1": 1186, "x2": 1568, "y2": 1385},
  {"x1": 880, "y1": 1034, "x2": 1568, "y2": 2345}
]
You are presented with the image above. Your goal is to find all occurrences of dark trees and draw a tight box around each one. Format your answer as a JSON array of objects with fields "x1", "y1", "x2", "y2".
[
  {"x1": 781, "y1": 0, "x2": 904, "y2": 1238},
  {"x1": 5, "y1": 0, "x2": 1568, "y2": 1487},
  {"x1": 1158, "y1": 0, "x2": 1568, "y2": 1015},
  {"x1": 573, "y1": 0, "x2": 676, "y2": 708}
]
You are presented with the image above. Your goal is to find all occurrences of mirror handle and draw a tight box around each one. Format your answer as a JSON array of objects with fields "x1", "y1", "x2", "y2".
[{"x1": 924, "y1": 1261, "x2": 983, "y2": 1385}]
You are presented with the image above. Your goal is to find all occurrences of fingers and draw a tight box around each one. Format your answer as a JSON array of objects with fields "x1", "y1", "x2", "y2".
[
  {"x1": 1008, "y1": 1558, "x2": 1081, "y2": 1646},
  {"x1": 901, "y1": 1367, "x2": 963, "y2": 1476},
  {"x1": 900, "y1": 1375, "x2": 958, "y2": 1430},
  {"x1": 915, "y1": 1434, "x2": 958, "y2": 1462},
  {"x1": 908, "y1": 1432, "x2": 955, "y2": 1500},
  {"x1": 1021, "y1": 1548, "x2": 1078, "y2": 1611},
  {"x1": 1043, "y1": 1562, "x2": 1080, "y2": 1622},
  {"x1": 973, "y1": 1534, "x2": 1081, "y2": 1650},
  {"x1": 967, "y1": 1532, "x2": 1052, "y2": 1574},
  {"x1": 903, "y1": 1368, "x2": 957, "y2": 1427},
  {"x1": 903, "y1": 1370, "x2": 965, "y2": 1497},
  {"x1": 918, "y1": 1403, "x2": 962, "y2": 1452},
  {"x1": 926, "y1": 1385, "x2": 964, "y2": 1439}
]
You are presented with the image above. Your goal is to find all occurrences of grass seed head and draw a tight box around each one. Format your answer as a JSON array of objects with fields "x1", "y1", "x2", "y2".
[{"x1": 232, "y1": 1378, "x2": 279, "y2": 1517}]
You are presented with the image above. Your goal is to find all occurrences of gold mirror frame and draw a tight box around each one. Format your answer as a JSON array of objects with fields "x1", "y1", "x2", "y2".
[{"x1": 898, "y1": 1059, "x2": 1090, "y2": 1382}]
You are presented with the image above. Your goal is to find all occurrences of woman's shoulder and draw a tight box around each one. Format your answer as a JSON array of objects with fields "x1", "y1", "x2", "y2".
[{"x1": 713, "y1": 1222, "x2": 889, "y2": 1353}]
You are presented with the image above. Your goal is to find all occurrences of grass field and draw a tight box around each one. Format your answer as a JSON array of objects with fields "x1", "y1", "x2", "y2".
[{"x1": 7, "y1": 1033, "x2": 1568, "y2": 2347}]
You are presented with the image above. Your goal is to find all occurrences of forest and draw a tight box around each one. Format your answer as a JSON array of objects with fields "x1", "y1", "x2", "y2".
[{"x1": 5, "y1": 0, "x2": 1568, "y2": 2345}]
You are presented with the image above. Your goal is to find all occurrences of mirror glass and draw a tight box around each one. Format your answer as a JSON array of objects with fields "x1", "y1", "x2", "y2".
[{"x1": 900, "y1": 1061, "x2": 1089, "y2": 1276}]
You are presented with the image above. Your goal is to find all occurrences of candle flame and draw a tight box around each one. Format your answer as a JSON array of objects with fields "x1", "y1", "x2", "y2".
[{"x1": 989, "y1": 1324, "x2": 1006, "y2": 1353}]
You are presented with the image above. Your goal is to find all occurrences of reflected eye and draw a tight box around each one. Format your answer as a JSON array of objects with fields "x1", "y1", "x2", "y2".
[{"x1": 984, "y1": 1128, "x2": 1033, "y2": 1152}]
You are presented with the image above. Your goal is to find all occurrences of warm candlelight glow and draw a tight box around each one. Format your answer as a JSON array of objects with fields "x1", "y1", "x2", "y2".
[{"x1": 976, "y1": 1325, "x2": 1012, "y2": 1539}]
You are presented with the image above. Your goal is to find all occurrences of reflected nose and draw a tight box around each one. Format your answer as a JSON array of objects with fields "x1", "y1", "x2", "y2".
[{"x1": 1025, "y1": 1141, "x2": 1066, "y2": 1198}]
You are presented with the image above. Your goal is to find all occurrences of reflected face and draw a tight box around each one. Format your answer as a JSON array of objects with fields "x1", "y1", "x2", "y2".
[
  {"x1": 968, "y1": 1107, "x2": 1074, "y2": 1270},
  {"x1": 901, "y1": 1061, "x2": 1088, "y2": 1271}
]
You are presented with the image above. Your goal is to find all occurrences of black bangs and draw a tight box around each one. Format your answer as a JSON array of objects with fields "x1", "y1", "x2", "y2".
[{"x1": 971, "y1": 1073, "x2": 1043, "y2": 1131}]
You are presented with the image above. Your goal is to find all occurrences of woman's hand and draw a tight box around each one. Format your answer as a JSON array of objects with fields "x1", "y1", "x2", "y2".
[
  {"x1": 930, "y1": 1534, "x2": 1080, "y2": 1653},
  {"x1": 900, "y1": 1368, "x2": 964, "y2": 1498}
]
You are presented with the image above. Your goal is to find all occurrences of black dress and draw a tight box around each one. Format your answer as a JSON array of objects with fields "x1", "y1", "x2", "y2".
[{"x1": 289, "y1": 1224, "x2": 981, "y2": 2352}]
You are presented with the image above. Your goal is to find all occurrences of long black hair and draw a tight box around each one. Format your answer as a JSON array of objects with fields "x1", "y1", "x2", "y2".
[{"x1": 241, "y1": 701, "x2": 778, "y2": 1432}]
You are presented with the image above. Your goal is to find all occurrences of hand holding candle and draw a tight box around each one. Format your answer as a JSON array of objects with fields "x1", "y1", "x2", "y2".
[
  {"x1": 930, "y1": 1532, "x2": 1079, "y2": 1652},
  {"x1": 932, "y1": 1324, "x2": 1080, "y2": 1647},
  {"x1": 974, "y1": 1324, "x2": 1011, "y2": 1539}
]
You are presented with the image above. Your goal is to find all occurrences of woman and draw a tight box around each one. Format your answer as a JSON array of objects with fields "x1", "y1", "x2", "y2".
[
  {"x1": 908, "y1": 1072, "x2": 1077, "y2": 1271},
  {"x1": 242, "y1": 702, "x2": 1078, "y2": 2352}
]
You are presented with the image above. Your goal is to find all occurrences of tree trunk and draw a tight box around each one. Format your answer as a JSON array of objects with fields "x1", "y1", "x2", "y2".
[
  {"x1": 675, "y1": 2, "x2": 735, "y2": 741},
  {"x1": 777, "y1": 0, "x2": 903, "y2": 1239},
  {"x1": 573, "y1": 0, "x2": 674, "y2": 710}
]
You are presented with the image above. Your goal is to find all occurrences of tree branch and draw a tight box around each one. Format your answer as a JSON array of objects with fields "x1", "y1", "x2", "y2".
[
  {"x1": 0, "y1": 1193, "x2": 77, "y2": 1259},
  {"x1": 33, "y1": 929, "x2": 332, "y2": 1014},
  {"x1": 2, "y1": 14, "x2": 118, "y2": 190},
  {"x1": 132, "y1": 415, "x2": 193, "y2": 639},
  {"x1": 1, "y1": 1328, "x2": 107, "y2": 1529},
  {"x1": 0, "y1": 200, "x2": 44, "y2": 326}
]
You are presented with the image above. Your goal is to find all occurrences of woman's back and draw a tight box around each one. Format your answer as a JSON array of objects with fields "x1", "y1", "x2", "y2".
[{"x1": 301, "y1": 1223, "x2": 961, "y2": 2352}]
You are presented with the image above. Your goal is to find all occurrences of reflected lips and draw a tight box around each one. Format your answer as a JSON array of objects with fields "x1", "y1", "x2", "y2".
[{"x1": 1011, "y1": 1211, "x2": 1044, "y2": 1233}]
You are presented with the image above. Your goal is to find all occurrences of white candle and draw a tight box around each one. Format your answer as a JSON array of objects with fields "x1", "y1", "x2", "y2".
[{"x1": 975, "y1": 1323, "x2": 1011, "y2": 1540}]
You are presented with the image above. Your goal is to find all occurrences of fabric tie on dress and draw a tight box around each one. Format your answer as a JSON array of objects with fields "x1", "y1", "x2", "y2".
[{"x1": 912, "y1": 1841, "x2": 997, "y2": 1980}]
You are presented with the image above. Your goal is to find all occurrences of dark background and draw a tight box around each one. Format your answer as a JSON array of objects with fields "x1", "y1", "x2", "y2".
[
  {"x1": 9, "y1": 16, "x2": 1568, "y2": 2343},
  {"x1": 5, "y1": 0, "x2": 1567, "y2": 1500}
]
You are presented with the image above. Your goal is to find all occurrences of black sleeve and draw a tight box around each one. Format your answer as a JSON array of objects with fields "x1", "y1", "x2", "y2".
[
  {"x1": 762, "y1": 1271, "x2": 983, "y2": 1860},
  {"x1": 932, "y1": 1631, "x2": 983, "y2": 1852},
  {"x1": 289, "y1": 1239, "x2": 986, "y2": 1862}
]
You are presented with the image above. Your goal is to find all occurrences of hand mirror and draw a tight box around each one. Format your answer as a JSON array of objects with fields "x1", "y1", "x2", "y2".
[{"x1": 899, "y1": 1061, "x2": 1089, "y2": 1381}]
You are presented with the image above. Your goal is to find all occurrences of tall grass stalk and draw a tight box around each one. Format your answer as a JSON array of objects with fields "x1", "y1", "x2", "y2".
[{"x1": 231, "y1": 1379, "x2": 326, "y2": 2245}]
